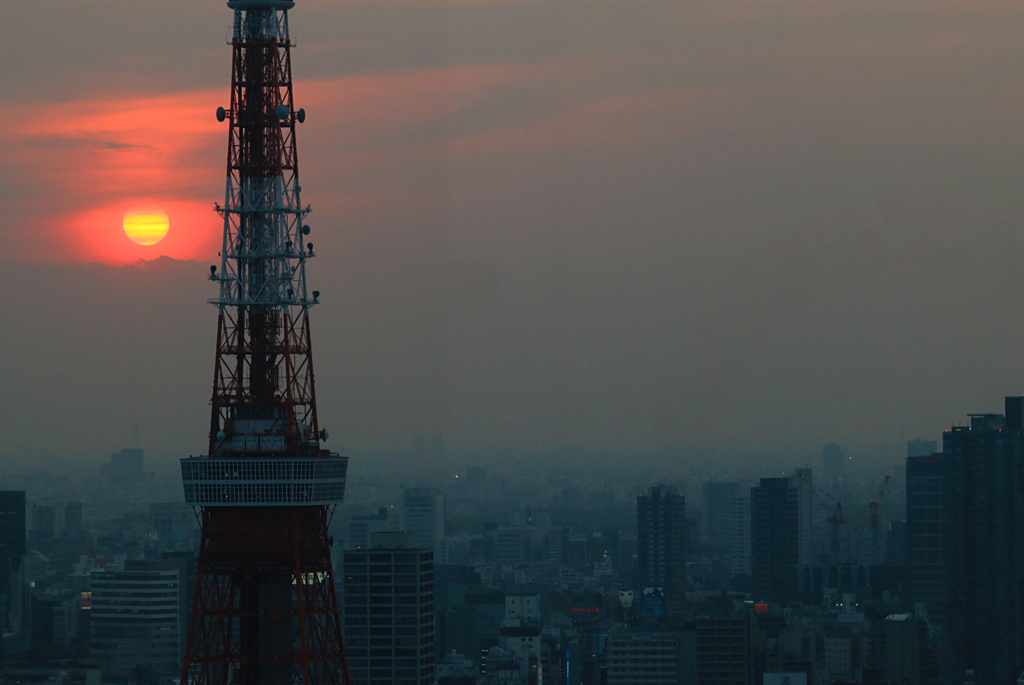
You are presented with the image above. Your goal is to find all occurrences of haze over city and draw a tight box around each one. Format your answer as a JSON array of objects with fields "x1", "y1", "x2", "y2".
[{"x1": 1, "y1": 0, "x2": 1022, "y2": 473}]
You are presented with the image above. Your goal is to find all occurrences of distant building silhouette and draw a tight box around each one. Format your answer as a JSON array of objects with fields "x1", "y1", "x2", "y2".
[
  {"x1": 702, "y1": 481, "x2": 751, "y2": 577},
  {"x1": 149, "y1": 502, "x2": 198, "y2": 550},
  {"x1": 823, "y1": 442, "x2": 845, "y2": 479},
  {"x1": 702, "y1": 482, "x2": 737, "y2": 542},
  {"x1": 100, "y1": 447, "x2": 148, "y2": 486},
  {"x1": 637, "y1": 485, "x2": 686, "y2": 613},
  {"x1": 751, "y1": 478, "x2": 799, "y2": 602},
  {"x1": 790, "y1": 468, "x2": 814, "y2": 566},
  {"x1": 349, "y1": 506, "x2": 390, "y2": 548},
  {"x1": 402, "y1": 488, "x2": 445, "y2": 555},
  {"x1": 29, "y1": 499, "x2": 82, "y2": 541},
  {"x1": 0, "y1": 491, "x2": 25, "y2": 640}
]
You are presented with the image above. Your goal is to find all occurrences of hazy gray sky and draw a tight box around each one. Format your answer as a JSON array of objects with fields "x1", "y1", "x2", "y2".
[{"x1": 0, "y1": 0, "x2": 1021, "y2": 467}]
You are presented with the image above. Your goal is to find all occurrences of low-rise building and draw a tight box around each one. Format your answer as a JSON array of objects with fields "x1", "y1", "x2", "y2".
[{"x1": 606, "y1": 629, "x2": 696, "y2": 685}]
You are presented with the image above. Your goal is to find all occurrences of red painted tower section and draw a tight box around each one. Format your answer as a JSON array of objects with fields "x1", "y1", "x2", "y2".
[{"x1": 180, "y1": 2, "x2": 350, "y2": 684}]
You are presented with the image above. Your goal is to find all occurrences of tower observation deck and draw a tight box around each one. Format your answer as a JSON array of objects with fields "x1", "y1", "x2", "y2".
[{"x1": 180, "y1": 1, "x2": 350, "y2": 684}]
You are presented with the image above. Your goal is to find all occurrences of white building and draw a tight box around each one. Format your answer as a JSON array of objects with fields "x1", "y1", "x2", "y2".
[{"x1": 90, "y1": 567, "x2": 181, "y2": 675}]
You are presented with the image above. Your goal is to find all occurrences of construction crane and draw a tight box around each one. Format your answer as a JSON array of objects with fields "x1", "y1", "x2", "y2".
[{"x1": 812, "y1": 487, "x2": 845, "y2": 559}]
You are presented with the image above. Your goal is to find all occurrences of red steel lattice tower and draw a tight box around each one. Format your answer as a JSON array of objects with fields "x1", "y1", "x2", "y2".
[{"x1": 180, "y1": 1, "x2": 350, "y2": 684}]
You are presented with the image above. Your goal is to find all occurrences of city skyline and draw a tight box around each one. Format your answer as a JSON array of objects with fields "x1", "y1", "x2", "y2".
[{"x1": 2, "y1": 1, "x2": 1022, "y2": 683}]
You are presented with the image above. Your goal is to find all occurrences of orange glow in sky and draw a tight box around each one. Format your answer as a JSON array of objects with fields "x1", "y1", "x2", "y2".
[
  {"x1": 70, "y1": 200, "x2": 222, "y2": 266},
  {"x1": 123, "y1": 208, "x2": 170, "y2": 246},
  {"x1": 2, "y1": 67, "x2": 587, "y2": 264},
  {"x1": 3, "y1": 89, "x2": 225, "y2": 264}
]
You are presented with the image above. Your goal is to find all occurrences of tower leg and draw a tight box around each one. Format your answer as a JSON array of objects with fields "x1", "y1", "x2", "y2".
[{"x1": 181, "y1": 507, "x2": 348, "y2": 685}]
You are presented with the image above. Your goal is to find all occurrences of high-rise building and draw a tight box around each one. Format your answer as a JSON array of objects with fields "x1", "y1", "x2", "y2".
[
  {"x1": 942, "y1": 398, "x2": 1024, "y2": 685},
  {"x1": 0, "y1": 491, "x2": 26, "y2": 635},
  {"x1": 730, "y1": 492, "x2": 752, "y2": 577},
  {"x1": 702, "y1": 482, "x2": 751, "y2": 578},
  {"x1": 790, "y1": 468, "x2": 814, "y2": 566},
  {"x1": 342, "y1": 532, "x2": 435, "y2": 685},
  {"x1": 637, "y1": 485, "x2": 687, "y2": 613},
  {"x1": 402, "y1": 488, "x2": 445, "y2": 554},
  {"x1": 905, "y1": 453, "x2": 944, "y2": 626},
  {"x1": 702, "y1": 482, "x2": 737, "y2": 542},
  {"x1": 823, "y1": 443, "x2": 845, "y2": 479},
  {"x1": 90, "y1": 565, "x2": 182, "y2": 675},
  {"x1": 751, "y1": 478, "x2": 799, "y2": 602}
]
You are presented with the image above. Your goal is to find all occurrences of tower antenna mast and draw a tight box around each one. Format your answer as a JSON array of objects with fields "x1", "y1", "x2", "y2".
[{"x1": 180, "y1": 1, "x2": 350, "y2": 683}]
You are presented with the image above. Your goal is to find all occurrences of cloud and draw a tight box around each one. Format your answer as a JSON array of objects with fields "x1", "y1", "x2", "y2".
[{"x1": 24, "y1": 135, "x2": 152, "y2": 151}]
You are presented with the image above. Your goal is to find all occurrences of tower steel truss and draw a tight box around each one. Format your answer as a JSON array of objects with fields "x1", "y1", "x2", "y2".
[{"x1": 180, "y1": 2, "x2": 350, "y2": 684}]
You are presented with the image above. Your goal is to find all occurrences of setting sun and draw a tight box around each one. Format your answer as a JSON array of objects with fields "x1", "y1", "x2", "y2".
[{"x1": 123, "y1": 208, "x2": 170, "y2": 246}]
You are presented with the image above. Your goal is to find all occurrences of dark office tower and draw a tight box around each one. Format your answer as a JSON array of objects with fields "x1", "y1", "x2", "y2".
[
  {"x1": 703, "y1": 481, "x2": 752, "y2": 577},
  {"x1": 695, "y1": 613, "x2": 751, "y2": 685},
  {"x1": 751, "y1": 478, "x2": 799, "y2": 602},
  {"x1": 637, "y1": 485, "x2": 687, "y2": 613},
  {"x1": 870, "y1": 614, "x2": 935, "y2": 685},
  {"x1": 943, "y1": 398, "x2": 1024, "y2": 685},
  {"x1": 905, "y1": 453, "x2": 944, "y2": 626},
  {"x1": 703, "y1": 482, "x2": 738, "y2": 541},
  {"x1": 0, "y1": 491, "x2": 26, "y2": 632},
  {"x1": 341, "y1": 533, "x2": 435, "y2": 685},
  {"x1": 101, "y1": 448, "x2": 146, "y2": 485},
  {"x1": 790, "y1": 468, "x2": 814, "y2": 566},
  {"x1": 823, "y1": 443, "x2": 845, "y2": 478}
]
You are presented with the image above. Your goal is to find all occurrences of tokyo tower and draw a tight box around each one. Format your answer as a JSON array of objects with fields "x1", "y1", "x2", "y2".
[{"x1": 179, "y1": 1, "x2": 350, "y2": 684}]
